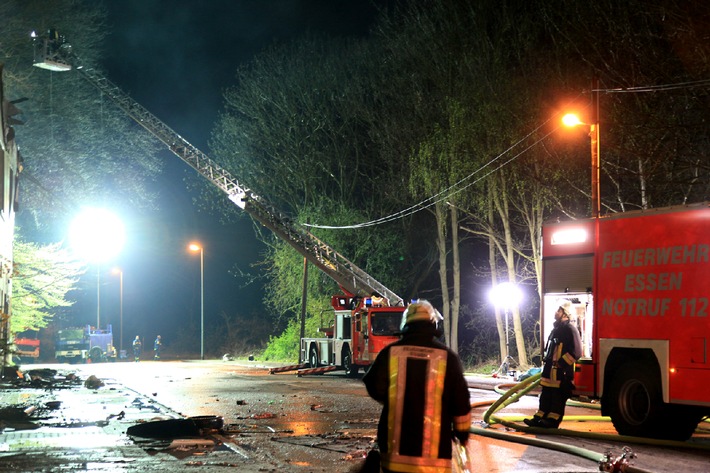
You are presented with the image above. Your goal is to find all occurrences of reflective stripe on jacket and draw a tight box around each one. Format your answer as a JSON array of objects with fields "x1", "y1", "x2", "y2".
[
  {"x1": 385, "y1": 345, "x2": 451, "y2": 472},
  {"x1": 363, "y1": 327, "x2": 471, "y2": 473}
]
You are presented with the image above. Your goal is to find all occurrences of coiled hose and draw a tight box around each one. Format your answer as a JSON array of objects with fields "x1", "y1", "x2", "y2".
[{"x1": 469, "y1": 372, "x2": 709, "y2": 473}]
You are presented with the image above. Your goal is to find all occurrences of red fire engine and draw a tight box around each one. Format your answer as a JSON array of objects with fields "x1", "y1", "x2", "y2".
[
  {"x1": 541, "y1": 202, "x2": 709, "y2": 440},
  {"x1": 298, "y1": 294, "x2": 402, "y2": 376}
]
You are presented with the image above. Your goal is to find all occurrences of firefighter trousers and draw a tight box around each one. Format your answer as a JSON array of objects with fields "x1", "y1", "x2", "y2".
[{"x1": 538, "y1": 383, "x2": 573, "y2": 425}]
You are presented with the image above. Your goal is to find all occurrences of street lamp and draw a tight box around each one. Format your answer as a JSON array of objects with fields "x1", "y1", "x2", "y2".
[
  {"x1": 562, "y1": 111, "x2": 601, "y2": 219},
  {"x1": 112, "y1": 268, "x2": 123, "y2": 356},
  {"x1": 489, "y1": 282, "x2": 523, "y2": 376},
  {"x1": 188, "y1": 243, "x2": 204, "y2": 360}
]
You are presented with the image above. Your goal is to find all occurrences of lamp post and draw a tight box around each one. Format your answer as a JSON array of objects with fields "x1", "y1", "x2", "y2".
[
  {"x1": 188, "y1": 243, "x2": 204, "y2": 360},
  {"x1": 68, "y1": 208, "x2": 125, "y2": 330},
  {"x1": 96, "y1": 264, "x2": 101, "y2": 329},
  {"x1": 562, "y1": 110, "x2": 601, "y2": 218},
  {"x1": 112, "y1": 268, "x2": 123, "y2": 355},
  {"x1": 590, "y1": 121, "x2": 600, "y2": 219},
  {"x1": 489, "y1": 282, "x2": 523, "y2": 376}
]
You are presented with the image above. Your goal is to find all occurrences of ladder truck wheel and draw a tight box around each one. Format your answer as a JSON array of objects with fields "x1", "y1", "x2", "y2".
[
  {"x1": 308, "y1": 345, "x2": 319, "y2": 369},
  {"x1": 608, "y1": 361, "x2": 665, "y2": 438},
  {"x1": 89, "y1": 346, "x2": 104, "y2": 363},
  {"x1": 342, "y1": 346, "x2": 358, "y2": 377},
  {"x1": 663, "y1": 404, "x2": 703, "y2": 441}
]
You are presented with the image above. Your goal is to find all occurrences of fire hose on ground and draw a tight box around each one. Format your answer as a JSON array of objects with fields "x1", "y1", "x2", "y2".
[{"x1": 465, "y1": 372, "x2": 710, "y2": 473}]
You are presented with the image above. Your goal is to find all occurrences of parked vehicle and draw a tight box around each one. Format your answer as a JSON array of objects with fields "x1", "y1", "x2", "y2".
[
  {"x1": 540, "y1": 202, "x2": 709, "y2": 440},
  {"x1": 55, "y1": 325, "x2": 117, "y2": 363},
  {"x1": 12, "y1": 334, "x2": 40, "y2": 363},
  {"x1": 299, "y1": 295, "x2": 403, "y2": 376}
]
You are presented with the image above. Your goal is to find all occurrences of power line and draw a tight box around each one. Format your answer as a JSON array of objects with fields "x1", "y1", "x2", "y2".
[
  {"x1": 306, "y1": 114, "x2": 565, "y2": 230},
  {"x1": 599, "y1": 78, "x2": 710, "y2": 94},
  {"x1": 305, "y1": 77, "x2": 709, "y2": 231}
]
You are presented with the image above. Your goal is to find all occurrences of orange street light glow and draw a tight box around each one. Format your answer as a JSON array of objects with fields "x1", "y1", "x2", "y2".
[{"x1": 562, "y1": 113, "x2": 584, "y2": 127}]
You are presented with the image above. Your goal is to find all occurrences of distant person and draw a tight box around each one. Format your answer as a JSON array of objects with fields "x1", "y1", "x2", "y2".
[
  {"x1": 524, "y1": 299, "x2": 582, "y2": 428},
  {"x1": 153, "y1": 335, "x2": 162, "y2": 360},
  {"x1": 132, "y1": 335, "x2": 142, "y2": 362},
  {"x1": 363, "y1": 300, "x2": 472, "y2": 472}
]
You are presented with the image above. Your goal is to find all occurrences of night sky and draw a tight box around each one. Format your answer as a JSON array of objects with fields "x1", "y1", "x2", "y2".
[{"x1": 77, "y1": 1, "x2": 386, "y2": 353}]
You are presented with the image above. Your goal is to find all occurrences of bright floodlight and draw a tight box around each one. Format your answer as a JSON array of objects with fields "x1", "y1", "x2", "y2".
[
  {"x1": 69, "y1": 208, "x2": 125, "y2": 262},
  {"x1": 489, "y1": 282, "x2": 523, "y2": 311}
]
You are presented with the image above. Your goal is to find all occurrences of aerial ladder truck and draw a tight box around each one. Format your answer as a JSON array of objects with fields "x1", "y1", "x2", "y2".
[{"x1": 32, "y1": 31, "x2": 406, "y2": 376}]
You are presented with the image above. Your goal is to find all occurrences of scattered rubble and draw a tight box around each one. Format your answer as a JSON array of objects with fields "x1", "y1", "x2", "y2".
[
  {"x1": 0, "y1": 367, "x2": 88, "y2": 432},
  {"x1": 1, "y1": 367, "x2": 83, "y2": 390},
  {"x1": 127, "y1": 415, "x2": 224, "y2": 439},
  {"x1": 84, "y1": 374, "x2": 105, "y2": 389},
  {"x1": 1, "y1": 362, "x2": 384, "y2": 471}
]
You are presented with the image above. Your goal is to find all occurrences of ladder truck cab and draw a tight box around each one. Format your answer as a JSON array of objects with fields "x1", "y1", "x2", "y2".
[
  {"x1": 301, "y1": 294, "x2": 404, "y2": 377},
  {"x1": 541, "y1": 202, "x2": 709, "y2": 441}
]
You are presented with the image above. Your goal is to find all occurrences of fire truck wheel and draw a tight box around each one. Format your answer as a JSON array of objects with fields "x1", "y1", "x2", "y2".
[
  {"x1": 342, "y1": 347, "x2": 358, "y2": 377},
  {"x1": 308, "y1": 345, "x2": 319, "y2": 368},
  {"x1": 663, "y1": 405, "x2": 704, "y2": 440},
  {"x1": 607, "y1": 361, "x2": 664, "y2": 438},
  {"x1": 89, "y1": 346, "x2": 104, "y2": 363}
]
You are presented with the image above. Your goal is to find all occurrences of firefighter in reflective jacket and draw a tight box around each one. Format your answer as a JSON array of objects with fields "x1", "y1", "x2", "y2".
[
  {"x1": 363, "y1": 300, "x2": 472, "y2": 472},
  {"x1": 525, "y1": 299, "x2": 582, "y2": 428}
]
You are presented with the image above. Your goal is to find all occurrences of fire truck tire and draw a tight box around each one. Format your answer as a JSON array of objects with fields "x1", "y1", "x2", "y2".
[
  {"x1": 89, "y1": 346, "x2": 104, "y2": 363},
  {"x1": 342, "y1": 347, "x2": 358, "y2": 377},
  {"x1": 607, "y1": 361, "x2": 665, "y2": 438},
  {"x1": 308, "y1": 345, "x2": 320, "y2": 369},
  {"x1": 664, "y1": 405, "x2": 704, "y2": 440}
]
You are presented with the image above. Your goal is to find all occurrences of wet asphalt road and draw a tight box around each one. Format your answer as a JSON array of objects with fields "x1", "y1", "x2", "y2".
[{"x1": 1, "y1": 360, "x2": 709, "y2": 472}]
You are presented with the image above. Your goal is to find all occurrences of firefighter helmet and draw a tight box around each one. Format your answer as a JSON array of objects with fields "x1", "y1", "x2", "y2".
[
  {"x1": 558, "y1": 299, "x2": 573, "y2": 317},
  {"x1": 400, "y1": 300, "x2": 443, "y2": 330}
]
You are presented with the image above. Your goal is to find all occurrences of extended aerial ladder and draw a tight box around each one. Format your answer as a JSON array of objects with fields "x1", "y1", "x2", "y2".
[{"x1": 32, "y1": 31, "x2": 404, "y2": 307}]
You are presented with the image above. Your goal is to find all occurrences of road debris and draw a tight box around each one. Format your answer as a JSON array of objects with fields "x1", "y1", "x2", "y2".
[
  {"x1": 84, "y1": 374, "x2": 105, "y2": 389},
  {"x1": 127, "y1": 415, "x2": 224, "y2": 439},
  {"x1": 272, "y1": 432, "x2": 376, "y2": 455}
]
